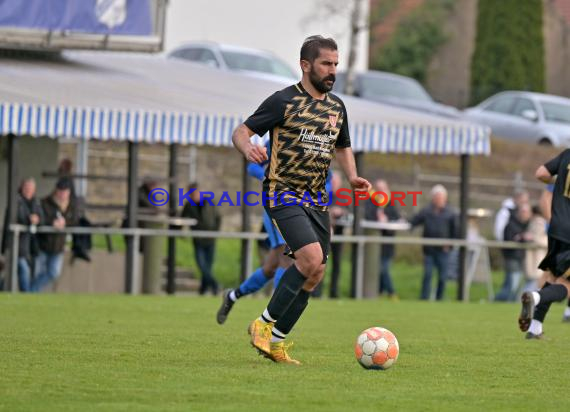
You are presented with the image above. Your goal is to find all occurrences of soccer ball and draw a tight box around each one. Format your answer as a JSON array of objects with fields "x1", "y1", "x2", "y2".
[{"x1": 354, "y1": 327, "x2": 399, "y2": 370}]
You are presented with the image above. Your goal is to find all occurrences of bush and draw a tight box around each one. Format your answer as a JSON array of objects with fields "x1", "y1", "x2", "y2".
[
  {"x1": 470, "y1": 0, "x2": 545, "y2": 104},
  {"x1": 370, "y1": 0, "x2": 456, "y2": 84}
]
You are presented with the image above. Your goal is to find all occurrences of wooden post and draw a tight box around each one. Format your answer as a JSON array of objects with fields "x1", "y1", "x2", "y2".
[{"x1": 124, "y1": 142, "x2": 138, "y2": 294}]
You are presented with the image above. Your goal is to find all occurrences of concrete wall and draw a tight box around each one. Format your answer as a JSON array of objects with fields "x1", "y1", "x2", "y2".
[{"x1": 44, "y1": 250, "x2": 129, "y2": 294}]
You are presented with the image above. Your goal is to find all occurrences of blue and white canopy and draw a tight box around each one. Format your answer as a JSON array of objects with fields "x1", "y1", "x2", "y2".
[{"x1": 0, "y1": 51, "x2": 490, "y2": 155}]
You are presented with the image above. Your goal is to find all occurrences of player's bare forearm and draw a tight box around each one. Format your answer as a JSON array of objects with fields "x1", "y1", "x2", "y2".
[
  {"x1": 335, "y1": 147, "x2": 371, "y2": 192},
  {"x1": 232, "y1": 124, "x2": 254, "y2": 156},
  {"x1": 335, "y1": 147, "x2": 358, "y2": 181},
  {"x1": 231, "y1": 124, "x2": 268, "y2": 163},
  {"x1": 535, "y1": 165, "x2": 555, "y2": 184},
  {"x1": 539, "y1": 190, "x2": 552, "y2": 221}
]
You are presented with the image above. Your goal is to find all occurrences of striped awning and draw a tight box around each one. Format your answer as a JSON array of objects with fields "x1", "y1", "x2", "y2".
[
  {"x1": 0, "y1": 51, "x2": 491, "y2": 155},
  {"x1": 0, "y1": 103, "x2": 244, "y2": 146}
]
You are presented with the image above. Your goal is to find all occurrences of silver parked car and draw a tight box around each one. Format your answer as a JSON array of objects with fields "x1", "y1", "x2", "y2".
[
  {"x1": 168, "y1": 41, "x2": 297, "y2": 84},
  {"x1": 333, "y1": 70, "x2": 461, "y2": 118},
  {"x1": 463, "y1": 91, "x2": 570, "y2": 146}
]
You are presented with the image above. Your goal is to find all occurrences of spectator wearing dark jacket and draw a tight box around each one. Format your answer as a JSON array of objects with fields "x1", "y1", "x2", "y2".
[
  {"x1": 410, "y1": 185, "x2": 458, "y2": 301},
  {"x1": 16, "y1": 178, "x2": 43, "y2": 292},
  {"x1": 181, "y1": 183, "x2": 221, "y2": 295},
  {"x1": 495, "y1": 204, "x2": 532, "y2": 302},
  {"x1": 365, "y1": 179, "x2": 401, "y2": 298},
  {"x1": 57, "y1": 158, "x2": 77, "y2": 200},
  {"x1": 138, "y1": 178, "x2": 160, "y2": 213},
  {"x1": 31, "y1": 179, "x2": 79, "y2": 292},
  {"x1": 58, "y1": 158, "x2": 92, "y2": 262}
]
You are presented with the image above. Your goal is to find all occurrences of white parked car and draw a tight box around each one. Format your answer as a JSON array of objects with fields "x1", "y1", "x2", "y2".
[
  {"x1": 463, "y1": 91, "x2": 570, "y2": 146},
  {"x1": 168, "y1": 42, "x2": 297, "y2": 84}
]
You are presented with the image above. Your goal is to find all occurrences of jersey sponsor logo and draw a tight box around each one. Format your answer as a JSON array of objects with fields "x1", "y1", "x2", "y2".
[
  {"x1": 298, "y1": 128, "x2": 335, "y2": 157},
  {"x1": 299, "y1": 128, "x2": 335, "y2": 144}
]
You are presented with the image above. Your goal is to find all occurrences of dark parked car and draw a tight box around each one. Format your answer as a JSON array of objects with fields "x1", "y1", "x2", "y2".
[{"x1": 333, "y1": 70, "x2": 461, "y2": 118}]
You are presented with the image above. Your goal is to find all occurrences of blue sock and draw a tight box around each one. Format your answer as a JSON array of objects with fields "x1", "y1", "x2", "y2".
[
  {"x1": 237, "y1": 267, "x2": 270, "y2": 296},
  {"x1": 273, "y1": 267, "x2": 286, "y2": 288}
]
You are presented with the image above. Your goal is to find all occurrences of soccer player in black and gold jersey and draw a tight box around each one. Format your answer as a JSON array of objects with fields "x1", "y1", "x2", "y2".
[
  {"x1": 232, "y1": 35, "x2": 370, "y2": 364},
  {"x1": 519, "y1": 149, "x2": 570, "y2": 339}
]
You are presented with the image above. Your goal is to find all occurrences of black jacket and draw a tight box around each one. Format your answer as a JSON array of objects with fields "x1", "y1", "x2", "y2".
[
  {"x1": 38, "y1": 195, "x2": 79, "y2": 254},
  {"x1": 1, "y1": 194, "x2": 44, "y2": 259},
  {"x1": 17, "y1": 194, "x2": 43, "y2": 259},
  {"x1": 182, "y1": 202, "x2": 221, "y2": 247},
  {"x1": 410, "y1": 203, "x2": 458, "y2": 255},
  {"x1": 503, "y1": 216, "x2": 530, "y2": 261}
]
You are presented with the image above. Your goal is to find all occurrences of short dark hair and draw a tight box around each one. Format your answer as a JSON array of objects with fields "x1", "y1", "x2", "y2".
[
  {"x1": 58, "y1": 158, "x2": 73, "y2": 174},
  {"x1": 188, "y1": 182, "x2": 198, "y2": 191},
  {"x1": 300, "y1": 35, "x2": 338, "y2": 62},
  {"x1": 55, "y1": 178, "x2": 72, "y2": 191}
]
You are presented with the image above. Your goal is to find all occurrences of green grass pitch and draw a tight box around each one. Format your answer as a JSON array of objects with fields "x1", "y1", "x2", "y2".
[{"x1": 1, "y1": 294, "x2": 568, "y2": 411}]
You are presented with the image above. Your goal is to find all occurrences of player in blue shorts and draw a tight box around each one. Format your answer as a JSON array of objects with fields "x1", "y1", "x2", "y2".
[{"x1": 216, "y1": 141, "x2": 291, "y2": 324}]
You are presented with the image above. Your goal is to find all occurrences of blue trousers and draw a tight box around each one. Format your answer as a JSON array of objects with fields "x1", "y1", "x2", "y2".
[
  {"x1": 495, "y1": 258, "x2": 523, "y2": 302},
  {"x1": 18, "y1": 257, "x2": 32, "y2": 292},
  {"x1": 31, "y1": 252, "x2": 64, "y2": 292},
  {"x1": 421, "y1": 250, "x2": 449, "y2": 301},
  {"x1": 194, "y1": 243, "x2": 219, "y2": 295},
  {"x1": 379, "y1": 255, "x2": 395, "y2": 295}
]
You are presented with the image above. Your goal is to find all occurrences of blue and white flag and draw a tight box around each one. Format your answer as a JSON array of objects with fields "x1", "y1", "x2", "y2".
[{"x1": 0, "y1": 0, "x2": 152, "y2": 35}]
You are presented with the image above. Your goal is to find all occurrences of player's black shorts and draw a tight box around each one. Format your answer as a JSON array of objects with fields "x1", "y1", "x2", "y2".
[
  {"x1": 264, "y1": 204, "x2": 330, "y2": 264},
  {"x1": 538, "y1": 236, "x2": 570, "y2": 279}
]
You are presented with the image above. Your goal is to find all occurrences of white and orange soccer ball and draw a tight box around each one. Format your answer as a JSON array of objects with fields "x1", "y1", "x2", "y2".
[{"x1": 354, "y1": 327, "x2": 399, "y2": 370}]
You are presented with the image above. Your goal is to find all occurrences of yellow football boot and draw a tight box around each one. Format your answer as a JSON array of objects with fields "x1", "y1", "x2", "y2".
[
  {"x1": 268, "y1": 341, "x2": 301, "y2": 365},
  {"x1": 248, "y1": 319, "x2": 272, "y2": 355}
]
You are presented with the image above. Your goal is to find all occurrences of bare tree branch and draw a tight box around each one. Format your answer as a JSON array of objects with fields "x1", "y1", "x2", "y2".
[{"x1": 344, "y1": 0, "x2": 365, "y2": 96}]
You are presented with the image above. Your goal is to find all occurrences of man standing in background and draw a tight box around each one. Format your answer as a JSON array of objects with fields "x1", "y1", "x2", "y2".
[{"x1": 410, "y1": 185, "x2": 458, "y2": 301}]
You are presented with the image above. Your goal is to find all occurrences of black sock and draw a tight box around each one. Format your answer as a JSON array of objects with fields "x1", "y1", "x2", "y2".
[
  {"x1": 533, "y1": 282, "x2": 551, "y2": 322},
  {"x1": 538, "y1": 284, "x2": 567, "y2": 304},
  {"x1": 266, "y1": 265, "x2": 307, "y2": 320},
  {"x1": 567, "y1": 297, "x2": 570, "y2": 307},
  {"x1": 234, "y1": 288, "x2": 243, "y2": 299},
  {"x1": 534, "y1": 301, "x2": 552, "y2": 322},
  {"x1": 275, "y1": 289, "x2": 310, "y2": 335}
]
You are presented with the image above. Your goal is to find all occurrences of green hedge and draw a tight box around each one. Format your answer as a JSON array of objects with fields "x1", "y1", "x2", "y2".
[
  {"x1": 470, "y1": 0, "x2": 545, "y2": 104},
  {"x1": 370, "y1": 0, "x2": 456, "y2": 84}
]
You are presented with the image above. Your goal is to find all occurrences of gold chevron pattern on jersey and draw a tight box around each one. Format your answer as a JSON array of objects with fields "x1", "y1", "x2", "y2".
[{"x1": 265, "y1": 90, "x2": 346, "y2": 210}]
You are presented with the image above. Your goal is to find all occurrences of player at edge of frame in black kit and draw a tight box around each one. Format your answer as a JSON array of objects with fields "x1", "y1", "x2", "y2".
[
  {"x1": 518, "y1": 148, "x2": 570, "y2": 339},
  {"x1": 231, "y1": 35, "x2": 371, "y2": 365}
]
